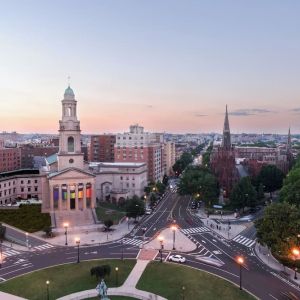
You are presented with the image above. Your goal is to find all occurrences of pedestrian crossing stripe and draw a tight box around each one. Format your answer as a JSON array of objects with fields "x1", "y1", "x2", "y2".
[
  {"x1": 2, "y1": 249, "x2": 20, "y2": 257},
  {"x1": 33, "y1": 244, "x2": 55, "y2": 251},
  {"x1": 233, "y1": 235, "x2": 255, "y2": 247},
  {"x1": 122, "y1": 238, "x2": 143, "y2": 247},
  {"x1": 180, "y1": 227, "x2": 210, "y2": 234}
]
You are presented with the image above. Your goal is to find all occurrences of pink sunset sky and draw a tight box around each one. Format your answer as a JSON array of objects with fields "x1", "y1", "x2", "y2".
[{"x1": 0, "y1": 1, "x2": 299, "y2": 134}]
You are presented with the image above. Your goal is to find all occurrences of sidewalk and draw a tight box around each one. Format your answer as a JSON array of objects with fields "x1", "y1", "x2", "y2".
[
  {"x1": 57, "y1": 249, "x2": 167, "y2": 300},
  {"x1": 0, "y1": 292, "x2": 26, "y2": 300},
  {"x1": 33, "y1": 218, "x2": 134, "y2": 247},
  {"x1": 255, "y1": 243, "x2": 300, "y2": 286},
  {"x1": 196, "y1": 210, "x2": 246, "y2": 240}
]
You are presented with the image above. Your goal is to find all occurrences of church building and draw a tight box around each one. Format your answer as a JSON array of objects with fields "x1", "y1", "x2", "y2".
[{"x1": 42, "y1": 86, "x2": 96, "y2": 228}]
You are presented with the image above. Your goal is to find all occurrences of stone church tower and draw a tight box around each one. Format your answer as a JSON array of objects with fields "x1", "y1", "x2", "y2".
[{"x1": 57, "y1": 86, "x2": 84, "y2": 171}]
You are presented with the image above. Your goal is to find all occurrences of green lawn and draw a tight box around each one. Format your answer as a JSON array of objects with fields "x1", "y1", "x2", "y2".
[
  {"x1": 0, "y1": 260, "x2": 255, "y2": 300},
  {"x1": 96, "y1": 205, "x2": 126, "y2": 225},
  {"x1": 0, "y1": 204, "x2": 50, "y2": 233},
  {"x1": 0, "y1": 260, "x2": 135, "y2": 300},
  {"x1": 136, "y1": 262, "x2": 255, "y2": 300}
]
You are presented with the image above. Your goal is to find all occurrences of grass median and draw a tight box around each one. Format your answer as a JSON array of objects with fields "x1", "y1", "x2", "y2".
[
  {"x1": 136, "y1": 261, "x2": 255, "y2": 300},
  {"x1": 0, "y1": 259, "x2": 135, "y2": 300}
]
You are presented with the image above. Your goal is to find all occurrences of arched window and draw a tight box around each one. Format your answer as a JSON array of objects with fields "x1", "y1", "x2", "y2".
[{"x1": 68, "y1": 136, "x2": 75, "y2": 152}]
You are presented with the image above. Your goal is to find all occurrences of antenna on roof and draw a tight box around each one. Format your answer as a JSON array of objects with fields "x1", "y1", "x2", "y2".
[{"x1": 67, "y1": 75, "x2": 71, "y2": 87}]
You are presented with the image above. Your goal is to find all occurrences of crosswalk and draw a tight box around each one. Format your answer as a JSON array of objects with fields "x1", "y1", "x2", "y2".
[
  {"x1": 232, "y1": 235, "x2": 255, "y2": 248},
  {"x1": 2, "y1": 249, "x2": 21, "y2": 258},
  {"x1": 33, "y1": 243, "x2": 55, "y2": 251},
  {"x1": 121, "y1": 238, "x2": 143, "y2": 247},
  {"x1": 181, "y1": 226, "x2": 210, "y2": 235}
]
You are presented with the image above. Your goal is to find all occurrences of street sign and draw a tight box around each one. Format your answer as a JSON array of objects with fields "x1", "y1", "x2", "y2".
[{"x1": 213, "y1": 205, "x2": 223, "y2": 209}]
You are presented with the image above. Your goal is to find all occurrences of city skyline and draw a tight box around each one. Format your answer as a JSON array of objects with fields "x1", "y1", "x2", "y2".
[{"x1": 1, "y1": 1, "x2": 300, "y2": 134}]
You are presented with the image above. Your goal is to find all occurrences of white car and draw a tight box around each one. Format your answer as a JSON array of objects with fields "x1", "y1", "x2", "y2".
[{"x1": 169, "y1": 255, "x2": 186, "y2": 263}]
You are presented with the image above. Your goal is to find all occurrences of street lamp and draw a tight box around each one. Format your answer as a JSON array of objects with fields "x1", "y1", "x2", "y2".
[
  {"x1": 171, "y1": 225, "x2": 177, "y2": 250},
  {"x1": 63, "y1": 222, "x2": 69, "y2": 246},
  {"x1": 297, "y1": 234, "x2": 300, "y2": 247},
  {"x1": 115, "y1": 267, "x2": 119, "y2": 286},
  {"x1": 292, "y1": 248, "x2": 300, "y2": 279},
  {"x1": 25, "y1": 232, "x2": 29, "y2": 249},
  {"x1": 237, "y1": 256, "x2": 244, "y2": 290},
  {"x1": 46, "y1": 280, "x2": 50, "y2": 300},
  {"x1": 75, "y1": 237, "x2": 80, "y2": 263}
]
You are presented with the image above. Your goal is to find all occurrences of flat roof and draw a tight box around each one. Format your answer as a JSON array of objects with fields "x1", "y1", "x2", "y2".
[
  {"x1": 90, "y1": 162, "x2": 146, "y2": 168},
  {"x1": 0, "y1": 169, "x2": 40, "y2": 178}
]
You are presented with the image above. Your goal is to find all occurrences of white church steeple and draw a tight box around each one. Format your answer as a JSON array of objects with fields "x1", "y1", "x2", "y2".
[{"x1": 57, "y1": 86, "x2": 84, "y2": 171}]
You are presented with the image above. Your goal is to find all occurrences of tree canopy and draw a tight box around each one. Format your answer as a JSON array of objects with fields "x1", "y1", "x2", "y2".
[
  {"x1": 125, "y1": 195, "x2": 145, "y2": 220},
  {"x1": 255, "y1": 202, "x2": 300, "y2": 255},
  {"x1": 172, "y1": 152, "x2": 193, "y2": 175},
  {"x1": 280, "y1": 160, "x2": 300, "y2": 207},
  {"x1": 257, "y1": 165, "x2": 284, "y2": 195},
  {"x1": 178, "y1": 166, "x2": 219, "y2": 206},
  {"x1": 229, "y1": 177, "x2": 257, "y2": 211}
]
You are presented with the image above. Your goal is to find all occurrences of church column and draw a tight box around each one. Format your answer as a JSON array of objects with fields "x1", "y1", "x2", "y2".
[
  {"x1": 49, "y1": 184, "x2": 54, "y2": 212},
  {"x1": 83, "y1": 183, "x2": 87, "y2": 209},
  {"x1": 75, "y1": 184, "x2": 79, "y2": 210},
  {"x1": 67, "y1": 184, "x2": 71, "y2": 210},
  {"x1": 91, "y1": 183, "x2": 95, "y2": 209},
  {"x1": 58, "y1": 185, "x2": 62, "y2": 210}
]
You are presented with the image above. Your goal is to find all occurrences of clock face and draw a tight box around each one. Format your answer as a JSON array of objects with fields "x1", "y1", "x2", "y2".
[{"x1": 69, "y1": 158, "x2": 74, "y2": 164}]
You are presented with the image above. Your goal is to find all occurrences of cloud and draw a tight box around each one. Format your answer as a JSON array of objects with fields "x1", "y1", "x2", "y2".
[
  {"x1": 146, "y1": 104, "x2": 153, "y2": 109},
  {"x1": 229, "y1": 108, "x2": 275, "y2": 116},
  {"x1": 290, "y1": 108, "x2": 300, "y2": 113},
  {"x1": 194, "y1": 113, "x2": 208, "y2": 117}
]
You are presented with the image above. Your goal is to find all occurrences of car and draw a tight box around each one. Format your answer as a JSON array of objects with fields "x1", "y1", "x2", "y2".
[
  {"x1": 145, "y1": 208, "x2": 152, "y2": 215},
  {"x1": 169, "y1": 255, "x2": 186, "y2": 263}
]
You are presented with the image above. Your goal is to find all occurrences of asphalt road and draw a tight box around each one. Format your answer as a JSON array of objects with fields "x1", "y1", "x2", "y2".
[{"x1": 1, "y1": 190, "x2": 299, "y2": 300}]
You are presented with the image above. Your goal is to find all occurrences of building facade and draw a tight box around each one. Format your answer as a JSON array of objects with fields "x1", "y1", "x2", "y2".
[
  {"x1": 0, "y1": 169, "x2": 46, "y2": 206},
  {"x1": 114, "y1": 124, "x2": 163, "y2": 182},
  {"x1": 89, "y1": 162, "x2": 147, "y2": 204},
  {"x1": 0, "y1": 147, "x2": 21, "y2": 173},
  {"x1": 163, "y1": 141, "x2": 176, "y2": 176},
  {"x1": 89, "y1": 134, "x2": 116, "y2": 162}
]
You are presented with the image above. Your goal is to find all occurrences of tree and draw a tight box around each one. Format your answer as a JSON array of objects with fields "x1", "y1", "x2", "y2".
[
  {"x1": 162, "y1": 174, "x2": 169, "y2": 186},
  {"x1": 149, "y1": 193, "x2": 157, "y2": 209},
  {"x1": 0, "y1": 223, "x2": 6, "y2": 241},
  {"x1": 155, "y1": 181, "x2": 166, "y2": 195},
  {"x1": 104, "y1": 219, "x2": 113, "y2": 231},
  {"x1": 172, "y1": 152, "x2": 193, "y2": 175},
  {"x1": 178, "y1": 166, "x2": 219, "y2": 207},
  {"x1": 280, "y1": 164, "x2": 300, "y2": 207},
  {"x1": 230, "y1": 177, "x2": 257, "y2": 212},
  {"x1": 91, "y1": 264, "x2": 111, "y2": 280},
  {"x1": 255, "y1": 203, "x2": 300, "y2": 255},
  {"x1": 125, "y1": 196, "x2": 145, "y2": 221},
  {"x1": 257, "y1": 165, "x2": 284, "y2": 198}
]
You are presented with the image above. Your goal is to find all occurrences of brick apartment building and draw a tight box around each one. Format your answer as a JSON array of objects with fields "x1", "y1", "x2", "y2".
[{"x1": 89, "y1": 135, "x2": 116, "y2": 162}]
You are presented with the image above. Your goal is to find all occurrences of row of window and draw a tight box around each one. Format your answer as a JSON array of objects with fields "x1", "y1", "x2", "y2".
[
  {"x1": 0, "y1": 186, "x2": 38, "y2": 197},
  {"x1": 0, "y1": 179, "x2": 38, "y2": 189},
  {"x1": 117, "y1": 136, "x2": 144, "y2": 140}
]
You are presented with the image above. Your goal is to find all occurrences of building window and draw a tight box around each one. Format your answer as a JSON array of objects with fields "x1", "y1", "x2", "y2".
[
  {"x1": 68, "y1": 136, "x2": 75, "y2": 152},
  {"x1": 28, "y1": 180, "x2": 31, "y2": 184},
  {"x1": 34, "y1": 180, "x2": 38, "y2": 184},
  {"x1": 21, "y1": 188, "x2": 24, "y2": 192},
  {"x1": 28, "y1": 187, "x2": 31, "y2": 192},
  {"x1": 34, "y1": 187, "x2": 38, "y2": 192}
]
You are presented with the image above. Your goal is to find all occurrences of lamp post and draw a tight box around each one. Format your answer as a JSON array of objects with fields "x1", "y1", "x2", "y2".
[
  {"x1": 158, "y1": 236, "x2": 164, "y2": 262},
  {"x1": 115, "y1": 267, "x2": 119, "y2": 286},
  {"x1": 25, "y1": 232, "x2": 29, "y2": 249},
  {"x1": 237, "y1": 256, "x2": 244, "y2": 290},
  {"x1": 297, "y1": 234, "x2": 300, "y2": 247},
  {"x1": 75, "y1": 237, "x2": 80, "y2": 263},
  {"x1": 46, "y1": 280, "x2": 50, "y2": 300},
  {"x1": 63, "y1": 222, "x2": 69, "y2": 246},
  {"x1": 292, "y1": 248, "x2": 300, "y2": 280},
  {"x1": 171, "y1": 225, "x2": 177, "y2": 250}
]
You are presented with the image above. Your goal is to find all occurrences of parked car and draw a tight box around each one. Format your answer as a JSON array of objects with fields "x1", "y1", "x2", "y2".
[{"x1": 169, "y1": 255, "x2": 186, "y2": 263}]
